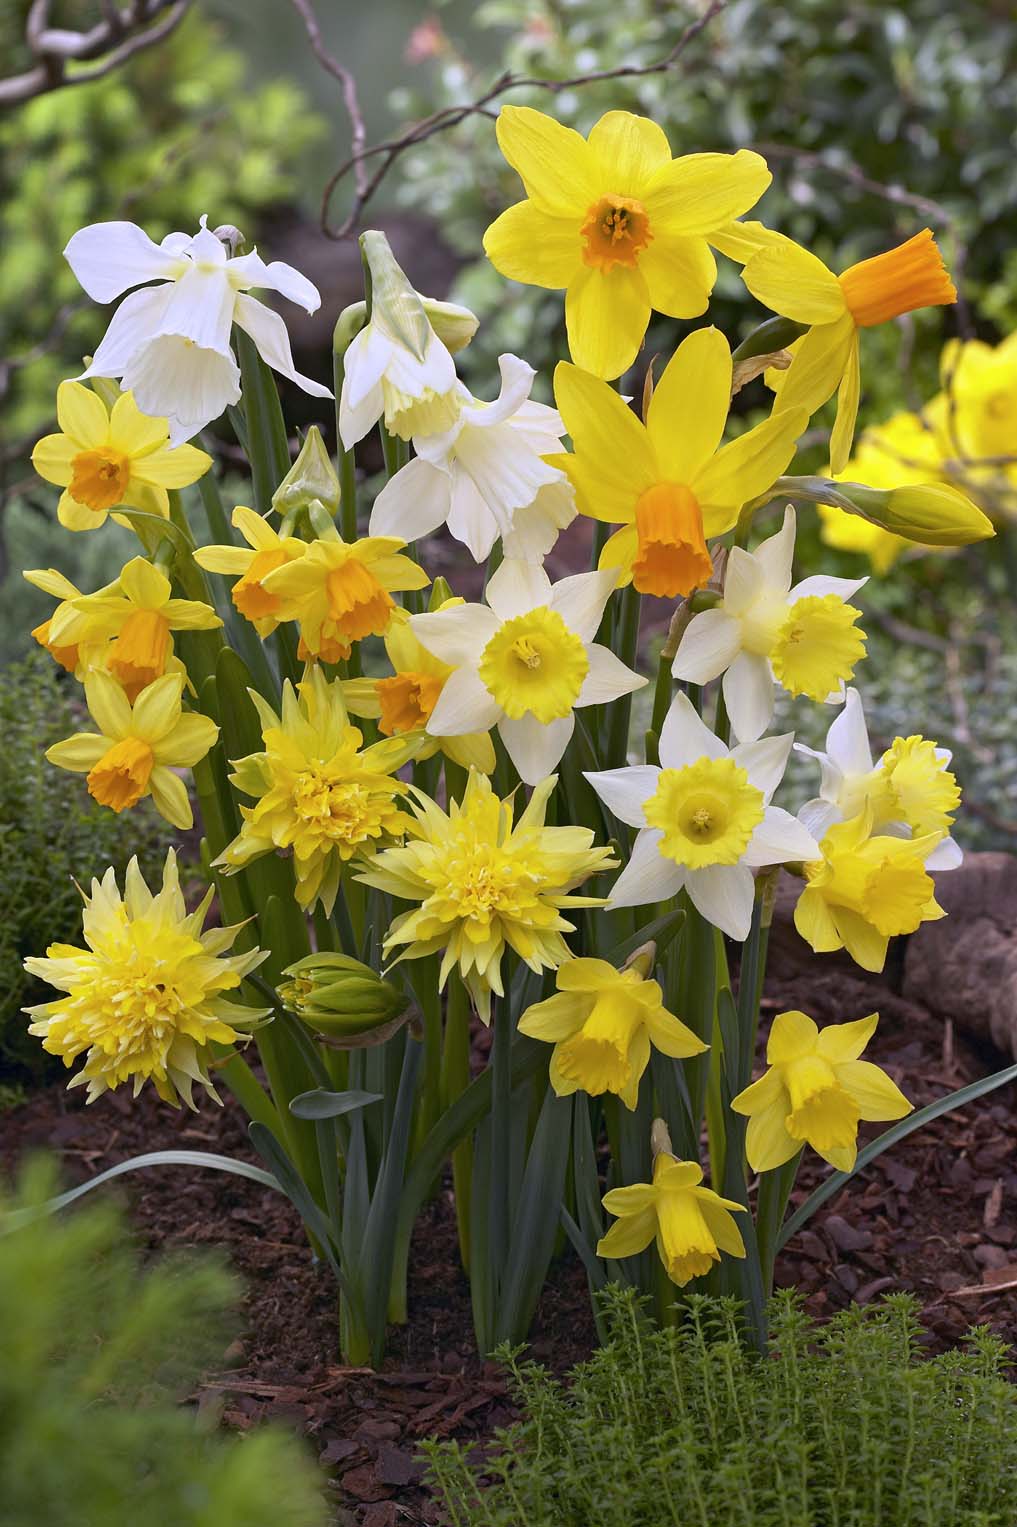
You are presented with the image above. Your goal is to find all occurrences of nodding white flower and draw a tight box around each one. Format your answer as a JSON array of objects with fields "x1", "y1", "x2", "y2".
[
  {"x1": 586, "y1": 691, "x2": 819, "y2": 940},
  {"x1": 671, "y1": 507, "x2": 868, "y2": 743},
  {"x1": 370, "y1": 354, "x2": 576, "y2": 563},
  {"x1": 409, "y1": 558, "x2": 644, "y2": 786},
  {"x1": 65, "y1": 217, "x2": 332, "y2": 444},
  {"x1": 796, "y1": 686, "x2": 963, "y2": 871}
]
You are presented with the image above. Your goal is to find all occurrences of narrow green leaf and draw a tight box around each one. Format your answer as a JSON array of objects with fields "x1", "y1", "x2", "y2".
[
  {"x1": 496, "y1": 1088, "x2": 572, "y2": 1343},
  {"x1": 289, "y1": 1088, "x2": 383, "y2": 1120}
]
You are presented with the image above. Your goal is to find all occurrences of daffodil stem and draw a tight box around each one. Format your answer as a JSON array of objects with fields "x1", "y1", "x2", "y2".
[
  {"x1": 650, "y1": 638, "x2": 675, "y2": 741},
  {"x1": 442, "y1": 977, "x2": 473, "y2": 1274},
  {"x1": 487, "y1": 994, "x2": 512, "y2": 1289},
  {"x1": 236, "y1": 327, "x2": 291, "y2": 512},
  {"x1": 332, "y1": 348, "x2": 359, "y2": 543},
  {"x1": 607, "y1": 583, "x2": 641, "y2": 766}
]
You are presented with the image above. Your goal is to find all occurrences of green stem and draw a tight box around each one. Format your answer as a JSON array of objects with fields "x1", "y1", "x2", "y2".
[
  {"x1": 236, "y1": 327, "x2": 290, "y2": 512},
  {"x1": 442, "y1": 978, "x2": 473, "y2": 1274},
  {"x1": 487, "y1": 995, "x2": 512, "y2": 1288},
  {"x1": 332, "y1": 350, "x2": 359, "y2": 544}
]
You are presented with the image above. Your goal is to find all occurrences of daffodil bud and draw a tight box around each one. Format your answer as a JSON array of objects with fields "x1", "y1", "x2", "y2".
[
  {"x1": 420, "y1": 298, "x2": 478, "y2": 355},
  {"x1": 428, "y1": 576, "x2": 455, "y2": 610},
  {"x1": 333, "y1": 302, "x2": 367, "y2": 359},
  {"x1": 279, "y1": 952, "x2": 409, "y2": 1040},
  {"x1": 821, "y1": 478, "x2": 994, "y2": 547},
  {"x1": 622, "y1": 941, "x2": 657, "y2": 980},
  {"x1": 271, "y1": 425, "x2": 340, "y2": 518}
]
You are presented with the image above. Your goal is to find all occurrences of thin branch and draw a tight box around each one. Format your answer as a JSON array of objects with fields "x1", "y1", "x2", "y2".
[
  {"x1": 288, "y1": 0, "x2": 368, "y2": 198},
  {"x1": 0, "y1": 0, "x2": 191, "y2": 106}
]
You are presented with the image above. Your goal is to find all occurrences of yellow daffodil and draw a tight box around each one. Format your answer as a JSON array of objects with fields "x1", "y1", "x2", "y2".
[
  {"x1": 723, "y1": 224, "x2": 955, "y2": 472},
  {"x1": 942, "y1": 330, "x2": 1017, "y2": 465},
  {"x1": 45, "y1": 671, "x2": 218, "y2": 829},
  {"x1": 216, "y1": 667, "x2": 419, "y2": 915},
  {"x1": 356, "y1": 769, "x2": 617, "y2": 1022},
  {"x1": 518, "y1": 951, "x2": 705, "y2": 1109},
  {"x1": 597, "y1": 1149, "x2": 746, "y2": 1286},
  {"x1": 194, "y1": 505, "x2": 307, "y2": 636},
  {"x1": 49, "y1": 556, "x2": 221, "y2": 701},
  {"x1": 731, "y1": 1009, "x2": 911, "y2": 1173},
  {"x1": 259, "y1": 527, "x2": 429, "y2": 663},
  {"x1": 794, "y1": 806, "x2": 945, "y2": 972},
  {"x1": 31, "y1": 381, "x2": 211, "y2": 531},
  {"x1": 553, "y1": 327, "x2": 808, "y2": 598},
  {"x1": 23, "y1": 849, "x2": 267, "y2": 1107},
  {"x1": 24, "y1": 567, "x2": 112, "y2": 676},
  {"x1": 343, "y1": 603, "x2": 496, "y2": 774},
  {"x1": 484, "y1": 106, "x2": 771, "y2": 379},
  {"x1": 820, "y1": 410, "x2": 949, "y2": 572}
]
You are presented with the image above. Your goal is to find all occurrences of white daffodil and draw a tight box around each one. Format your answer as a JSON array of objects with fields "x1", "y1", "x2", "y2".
[
  {"x1": 370, "y1": 354, "x2": 576, "y2": 563},
  {"x1": 671, "y1": 507, "x2": 868, "y2": 744},
  {"x1": 796, "y1": 686, "x2": 962, "y2": 870},
  {"x1": 65, "y1": 216, "x2": 332, "y2": 444},
  {"x1": 409, "y1": 558, "x2": 644, "y2": 785},
  {"x1": 586, "y1": 691, "x2": 819, "y2": 940}
]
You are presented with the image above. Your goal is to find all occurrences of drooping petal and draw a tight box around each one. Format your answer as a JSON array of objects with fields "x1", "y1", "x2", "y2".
[
  {"x1": 638, "y1": 235, "x2": 716, "y2": 322},
  {"x1": 671, "y1": 609, "x2": 742, "y2": 685},
  {"x1": 482, "y1": 199, "x2": 580, "y2": 287},
  {"x1": 597, "y1": 1205, "x2": 658, "y2": 1260},
  {"x1": 122, "y1": 338, "x2": 241, "y2": 445},
  {"x1": 565, "y1": 264, "x2": 651, "y2": 381},
  {"x1": 499, "y1": 711, "x2": 574, "y2": 785},
  {"x1": 742, "y1": 806, "x2": 820, "y2": 868},
  {"x1": 722, "y1": 652, "x2": 775, "y2": 744},
  {"x1": 608, "y1": 829, "x2": 685, "y2": 908},
  {"x1": 461, "y1": 353, "x2": 537, "y2": 430},
  {"x1": 829, "y1": 331, "x2": 861, "y2": 475},
  {"x1": 225, "y1": 249, "x2": 321, "y2": 311},
  {"x1": 659, "y1": 689, "x2": 729, "y2": 770},
  {"x1": 426, "y1": 665, "x2": 503, "y2": 735},
  {"x1": 646, "y1": 326, "x2": 731, "y2": 483},
  {"x1": 835, "y1": 1059, "x2": 912, "y2": 1121},
  {"x1": 771, "y1": 313, "x2": 856, "y2": 417},
  {"x1": 584, "y1": 765, "x2": 661, "y2": 827},
  {"x1": 485, "y1": 557, "x2": 552, "y2": 620},
  {"x1": 740, "y1": 241, "x2": 846, "y2": 325},
  {"x1": 548, "y1": 567, "x2": 618, "y2": 642},
  {"x1": 686, "y1": 864, "x2": 756, "y2": 941},
  {"x1": 64, "y1": 220, "x2": 186, "y2": 302},
  {"x1": 745, "y1": 1102, "x2": 801, "y2": 1172},
  {"x1": 370, "y1": 456, "x2": 452, "y2": 543},
  {"x1": 233, "y1": 294, "x2": 333, "y2": 399},
  {"x1": 494, "y1": 105, "x2": 598, "y2": 214},
  {"x1": 576, "y1": 644, "x2": 645, "y2": 706},
  {"x1": 643, "y1": 150, "x2": 772, "y2": 238},
  {"x1": 81, "y1": 285, "x2": 174, "y2": 380},
  {"x1": 148, "y1": 766, "x2": 193, "y2": 830}
]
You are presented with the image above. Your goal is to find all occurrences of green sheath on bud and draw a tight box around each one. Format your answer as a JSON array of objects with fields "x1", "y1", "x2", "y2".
[
  {"x1": 271, "y1": 425, "x2": 340, "y2": 518},
  {"x1": 815, "y1": 476, "x2": 995, "y2": 547},
  {"x1": 279, "y1": 952, "x2": 409, "y2": 1039}
]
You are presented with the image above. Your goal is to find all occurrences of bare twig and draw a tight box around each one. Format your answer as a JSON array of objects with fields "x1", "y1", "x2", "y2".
[
  {"x1": 0, "y1": 0, "x2": 191, "y2": 106},
  {"x1": 288, "y1": 0, "x2": 368, "y2": 198}
]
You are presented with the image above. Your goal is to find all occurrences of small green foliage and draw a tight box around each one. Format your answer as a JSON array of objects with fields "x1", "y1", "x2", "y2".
[
  {"x1": 0, "y1": 653, "x2": 168, "y2": 1080},
  {"x1": 425, "y1": 1285, "x2": 1017, "y2": 1527},
  {"x1": 0, "y1": 1157, "x2": 326, "y2": 1527}
]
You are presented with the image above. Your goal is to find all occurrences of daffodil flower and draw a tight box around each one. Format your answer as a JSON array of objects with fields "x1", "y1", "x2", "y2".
[
  {"x1": 194, "y1": 506, "x2": 307, "y2": 636},
  {"x1": 31, "y1": 381, "x2": 211, "y2": 531},
  {"x1": 671, "y1": 507, "x2": 867, "y2": 743},
  {"x1": 518, "y1": 953, "x2": 705, "y2": 1109},
  {"x1": 796, "y1": 686, "x2": 962, "y2": 870},
  {"x1": 24, "y1": 850, "x2": 268, "y2": 1108},
  {"x1": 65, "y1": 217, "x2": 332, "y2": 443},
  {"x1": 410, "y1": 559, "x2": 644, "y2": 786},
  {"x1": 45, "y1": 671, "x2": 218, "y2": 829},
  {"x1": 370, "y1": 354, "x2": 576, "y2": 563},
  {"x1": 586, "y1": 691, "x2": 819, "y2": 940},
  {"x1": 597, "y1": 1151, "x2": 746, "y2": 1286},
  {"x1": 356, "y1": 770, "x2": 617, "y2": 1023},
  {"x1": 721, "y1": 223, "x2": 956, "y2": 472},
  {"x1": 24, "y1": 567, "x2": 113, "y2": 676},
  {"x1": 484, "y1": 106, "x2": 771, "y2": 379},
  {"x1": 52, "y1": 556, "x2": 221, "y2": 701},
  {"x1": 731, "y1": 1010, "x2": 911, "y2": 1173},
  {"x1": 553, "y1": 327, "x2": 808, "y2": 598},
  {"x1": 942, "y1": 330, "x2": 1017, "y2": 464}
]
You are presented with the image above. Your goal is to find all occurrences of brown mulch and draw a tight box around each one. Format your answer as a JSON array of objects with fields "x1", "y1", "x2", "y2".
[{"x1": 3, "y1": 952, "x2": 1017, "y2": 1525}]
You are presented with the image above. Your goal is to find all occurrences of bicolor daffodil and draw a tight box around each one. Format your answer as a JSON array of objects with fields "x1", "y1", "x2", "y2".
[
  {"x1": 371, "y1": 354, "x2": 576, "y2": 563},
  {"x1": 194, "y1": 506, "x2": 307, "y2": 636},
  {"x1": 518, "y1": 951, "x2": 705, "y2": 1109},
  {"x1": 410, "y1": 559, "x2": 644, "y2": 785},
  {"x1": 45, "y1": 671, "x2": 218, "y2": 829},
  {"x1": 597, "y1": 1149, "x2": 746, "y2": 1286},
  {"x1": 31, "y1": 381, "x2": 211, "y2": 531},
  {"x1": 796, "y1": 686, "x2": 962, "y2": 870},
  {"x1": 719, "y1": 223, "x2": 956, "y2": 472},
  {"x1": 357, "y1": 770, "x2": 617, "y2": 1023},
  {"x1": 553, "y1": 327, "x2": 809, "y2": 598},
  {"x1": 731, "y1": 1010, "x2": 911, "y2": 1173},
  {"x1": 671, "y1": 507, "x2": 867, "y2": 743},
  {"x1": 484, "y1": 105, "x2": 771, "y2": 379},
  {"x1": 65, "y1": 217, "x2": 331, "y2": 443},
  {"x1": 586, "y1": 691, "x2": 819, "y2": 940}
]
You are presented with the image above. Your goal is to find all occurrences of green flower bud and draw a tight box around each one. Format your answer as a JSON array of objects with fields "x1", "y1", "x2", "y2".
[
  {"x1": 271, "y1": 425, "x2": 340, "y2": 518},
  {"x1": 333, "y1": 302, "x2": 367, "y2": 359},
  {"x1": 821, "y1": 478, "x2": 995, "y2": 547},
  {"x1": 334, "y1": 296, "x2": 476, "y2": 359},
  {"x1": 279, "y1": 953, "x2": 409, "y2": 1040},
  {"x1": 428, "y1": 576, "x2": 455, "y2": 610}
]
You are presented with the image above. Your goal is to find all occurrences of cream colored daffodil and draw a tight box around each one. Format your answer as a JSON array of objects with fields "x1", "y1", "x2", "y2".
[
  {"x1": 194, "y1": 505, "x2": 307, "y2": 636},
  {"x1": 597, "y1": 1150, "x2": 746, "y2": 1287}
]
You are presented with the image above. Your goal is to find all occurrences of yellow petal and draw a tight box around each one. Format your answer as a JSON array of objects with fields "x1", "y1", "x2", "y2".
[
  {"x1": 772, "y1": 313, "x2": 856, "y2": 417},
  {"x1": 730, "y1": 1064, "x2": 784, "y2": 1116},
  {"x1": 161, "y1": 597, "x2": 222, "y2": 631},
  {"x1": 831, "y1": 906, "x2": 889, "y2": 972},
  {"x1": 149, "y1": 765, "x2": 193, "y2": 830},
  {"x1": 693, "y1": 406, "x2": 808, "y2": 533},
  {"x1": 565, "y1": 264, "x2": 650, "y2": 380},
  {"x1": 553, "y1": 362, "x2": 656, "y2": 516},
  {"x1": 55, "y1": 380, "x2": 109, "y2": 448},
  {"x1": 157, "y1": 710, "x2": 219, "y2": 767},
  {"x1": 816, "y1": 1013, "x2": 879, "y2": 1064},
  {"x1": 598, "y1": 524, "x2": 639, "y2": 585},
  {"x1": 556, "y1": 957, "x2": 618, "y2": 992},
  {"x1": 644, "y1": 149, "x2": 771, "y2": 238},
  {"x1": 835, "y1": 1059, "x2": 912, "y2": 1122},
  {"x1": 45, "y1": 734, "x2": 109, "y2": 772},
  {"x1": 597, "y1": 1204, "x2": 658, "y2": 1260},
  {"x1": 483, "y1": 199, "x2": 579, "y2": 288},
  {"x1": 587, "y1": 110, "x2": 673, "y2": 194},
  {"x1": 517, "y1": 991, "x2": 588, "y2": 1042},
  {"x1": 84, "y1": 671, "x2": 132, "y2": 739},
  {"x1": 645, "y1": 1007, "x2": 707, "y2": 1059},
  {"x1": 697, "y1": 1198, "x2": 747, "y2": 1258},
  {"x1": 709, "y1": 219, "x2": 785, "y2": 264},
  {"x1": 495, "y1": 105, "x2": 598, "y2": 213},
  {"x1": 829, "y1": 332, "x2": 861, "y2": 475},
  {"x1": 193, "y1": 545, "x2": 253, "y2": 575},
  {"x1": 32, "y1": 433, "x2": 76, "y2": 487},
  {"x1": 120, "y1": 556, "x2": 171, "y2": 610},
  {"x1": 130, "y1": 673, "x2": 185, "y2": 742},
  {"x1": 108, "y1": 391, "x2": 168, "y2": 456},
  {"x1": 741, "y1": 241, "x2": 845, "y2": 324},
  {"x1": 58, "y1": 490, "x2": 107, "y2": 531},
  {"x1": 766, "y1": 1009, "x2": 819, "y2": 1064},
  {"x1": 131, "y1": 442, "x2": 213, "y2": 489},
  {"x1": 646, "y1": 326, "x2": 731, "y2": 483},
  {"x1": 745, "y1": 1100, "x2": 801, "y2": 1172},
  {"x1": 794, "y1": 885, "x2": 843, "y2": 953},
  {"x1": 638, "y1": 233, "x2": 716, "y2": 320}
]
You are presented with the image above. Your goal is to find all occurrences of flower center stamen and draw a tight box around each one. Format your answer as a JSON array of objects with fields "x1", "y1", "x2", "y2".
[
  {"x1": 644, "y1": 757, "x2": 765, "y2": 869},
  {"x1": 581, "y1": 194, "x2": 653, "y2": 272},
  {"x1": 377, "y1": 671, "x2": 444, "y2": 735},
  {"x1": 69, "y1": 449, "x2": 132, "y2": 513},
  {"x1": 631, "y1": 482, "x2": 712, "y2": 598},
  {"x1": 478, "y1": 607, "x2": 588, "y2": 722}
]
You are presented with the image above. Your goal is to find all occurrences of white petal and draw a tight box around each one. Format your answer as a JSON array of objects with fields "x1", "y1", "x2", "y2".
[
  {"x1": 453, "y1": 418, "x2": 561, "y2": 518},
  {"x1": 426, "y1": 666, "x2": 502, "y2": 735},
  {"x1": 927, "y1": 836, "x2": 963, "y2": 871},
  {"x1": 485, "y1": 557, "x2": 551, "y2": 620},
  {"x1": 502, "y1": 479, "x2": 576, "y2": 562},
  {"x1": 155, "y1": 263, "x2": 235, "y2": 353},
  {"x1": 447, "y1": 468, "x2": 501, "y2": 562},
  {"x1": 722, "y1": 652, "x2": 775, "y2": 745},
  {"x1": 80, "y1": 285, "x2": 173, "y2": 380},
  {"x1": 752, "y1": 505, "x2": 797, "y2": 594},
  {"x1": 742, "y1": 806, "x2": 819, "y2": 868},
  {"x1": 731, "y1": 732, "x2": 793, "y2": 801},
  {"x1": 410, "y1": 604, "x2": 500, "y2": 666},
  {"x1": 121, "y1": 338, "x2": 240, "y2": 445},
  {"x1": 226, "y1": 249, "x2": 321, "y2": 311},
  {"x1": 797, "y1": 797, "x2": 841, "y2": 841},
  {"x1": 789, "y1": 573, "x2": 868, "y2": 602},
  {"x1": 370, "y1": 457, "x2": 451, "y2": 542},
  {"x1": 672, "y1": 608, "x2": 742, "y2": 684},
  {"x1": 824, "y1": 686, "x2": 873, "y2": 775},
  {"x1": 723, "y1": 546, "x2": 767, "y2": 616},
  {"x1": 659, "y1": 690, "x2": 729, "y2": 770},
  {"x1": 338, "y1": 372, "x2": 384, "y2": 447},
  {"x1": 687, "y1": 865, "x2": 756, "y2": 941},
  {"x1": 576, "y1": 645, "x2": 646, "y2": 706},
  {"x1": 585, "y1": 765, "x2": 661, "y2": 828},
  {"x1": 608, "y1": 829, "x2": 685, "y2": 909},
  {"x1": 461, "y1": 353, "x2": 536, "y2": 428},
  {"x1": 233, "y1": 294, "x2": 332, "y2": 399},
  {"x1": 342, "y1": 326, "x2": 392, "y2": 411},
  {"x1": 64, "y1": 221, "x2": 185, "y2": 302},
  {"x1": 384, "y1": 331, "x2": 457, "y2": 408},
  {"x1": 548, "y1": 567, "x2": 617, "y2": 643},
  {"x1": 499, "y1": 712, "x2": 574, "y2": 785}
]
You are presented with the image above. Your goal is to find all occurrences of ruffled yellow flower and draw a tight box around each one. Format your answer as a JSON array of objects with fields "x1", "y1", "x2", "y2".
[
  {"x1": 597, "y1": 1150, "x2": 746, "y2": 1287},
  {"x1": 216, "y1": 667, "x2": 419, "y2": 915},
  {"x1": 820, "y1": 410, "x2": 950, "y2": 572},
  {"x1": 259, "y1": 528, "x2": 429, "y2": 662},
  {"x1": 31, "y1": 381, "x2": 211, "y2": 532},
  {"x1": 194, "y1": 506, "x2": 307, "y2": 636},
  {"x1": 356, "y1": 769, "x2": 617, "y2": 1022},
  {"x1": 48, "y1": 556, "x2": 220, "y2": 701},
  {"x1": 794, "y1": 808, "x2": 945, "y2": 972},
  {"x1": 553, "y1": 327, "x2": 807, "y2": 597},
  {"x1": 721, "y1": 225, "x2": 956, "y2": 472},
  {"x1": 877, "y1": 735, "x2": 961, "y2": 838},
  {"x1": 343, "y1": 603, "x2": 496, "y2": 774},
  {"x1": 23, "y1": 850, "x2": 267, "y2": 1107},
  {"x1": 731, "y1": 1009, "x2": 911, "y2": 1172},
  {"x1": 518, "y1": 952, "x2": 705, "y2": 1109},
  {"x1": 45, "y1": 671, "x2": 218, "y2": 829},
  {"x1": 484, "y1": 106, "x2": 770, "y2": 379}
]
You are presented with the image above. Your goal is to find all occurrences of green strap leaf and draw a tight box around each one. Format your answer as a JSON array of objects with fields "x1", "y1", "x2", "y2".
[{"x1": 289, "y1": 1088, "x2": 383, "y2": 1120}]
